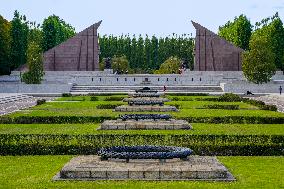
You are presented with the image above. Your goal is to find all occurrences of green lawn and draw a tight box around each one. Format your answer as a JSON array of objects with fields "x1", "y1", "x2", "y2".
[
  {"x1": 0, "y1": 123, "x2": 283, "y2": 135},
  {"x1": 0, "y1": 156, "x2": 283, "y2": 189},
  {"x1": 8, "y1": 100, "x2": 284, "y2": 118}
]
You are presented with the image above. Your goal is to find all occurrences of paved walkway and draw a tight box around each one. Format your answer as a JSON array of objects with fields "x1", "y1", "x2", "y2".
[
  {"x1": 0, "y1": 94, "x2": 55, "y2": 116},
  {"x1": 249, "y1": 94, "x2": 284, "y2": 113}
]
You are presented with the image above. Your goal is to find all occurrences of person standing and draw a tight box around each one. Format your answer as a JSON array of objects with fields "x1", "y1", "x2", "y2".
[{"x1": 279, "y1": 86, "x2": 282, "y2": 95}]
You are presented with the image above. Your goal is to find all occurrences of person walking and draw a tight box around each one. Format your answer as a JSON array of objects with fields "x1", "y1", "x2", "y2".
[{"x1": 279, "y1": 86, "x2": 282, "y2": 95}]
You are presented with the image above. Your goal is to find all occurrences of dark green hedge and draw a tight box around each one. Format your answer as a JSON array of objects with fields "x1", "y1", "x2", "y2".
[
  {"x1": 96, "y1": 104, "x2": 124, "y2": 109},
  {"x1": 0, "y1": 134, "x2": 282, "y2": 156},
  {"x1": 0, "y1": 116, "x2": 113, "y2": 124},
  {"x1": 202, "y1": 104, "x2": 239, "y2": 110},
  {"x1": 183, "y1": 116, "x2": 284, "y2": 124},
  {"x1": 167, "y1": 93, "x2": 209, "y2": 96},
  {"x1": 104, "y1": 96, "x2": 125, "y2": 101},
  {"x1": 1, "y1": 115, "x2": 284, "y2": 124}
]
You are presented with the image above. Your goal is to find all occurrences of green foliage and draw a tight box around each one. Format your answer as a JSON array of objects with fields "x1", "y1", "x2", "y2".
[
  {"x1": 99, "y1": 34, "x2": 194, "y2": 73},
  {"x1": 218, "y1": 14, "x2": 252, "y2": 50},
  {"x1": 203, "y1": 104, "x2": 240, "y2": 110},
  {"x1": 111, "y1": 55, "x2": 132, "y2": 74},
  {"x1": 155, "y1": 56, "x2": 182, "y2": 74},
  {"x1": 62, "y1": 93, "x2": 72, "y2": 97},
  {"x1": 242, "y1": 36, "x2": 276, "y2": 84},
  {"x1": 0, "y1": 15, "x2": 11, "y2": 75},
  {"x1": 42, "y1": 15, "x2": 75, "y2": 52},
  {"x1": 10, "y1": 10, "x2": 29, "y2": 70},
  {"x1": 104, "y1": 96, "x2": 125, "y2": 101},
  {"x1": 0, "y1": 134, "x2": 282, "y2": 156},
  {"x1": 36, "y1": 99, "x2": 46, "y2": 106},
  {"x1": 243, "y1": 99, "x2": 277, "y2": 111},
  {"x1": 22, "y1": 42, "x2": 44, "y2": 84},
  {"x1": 90, "y1": 96, "x2": 99, "y2": 101},
  {"x1": 252, "y1": 13, "x2": 284, "y2": 70},
  {"x1": 167, "y1": 93, "x2": 209, "y2": 96},
  {"x1": 96, "y1": 104, "x2": 123, "y2": 109},
  {"x1": 218, "y1": 93, "x2": 242, "y2": 102}
]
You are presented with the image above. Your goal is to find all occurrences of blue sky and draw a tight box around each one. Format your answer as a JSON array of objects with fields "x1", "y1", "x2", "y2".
[{"x1": 1, "y1": 0, "x2": 284, "y2": 37}]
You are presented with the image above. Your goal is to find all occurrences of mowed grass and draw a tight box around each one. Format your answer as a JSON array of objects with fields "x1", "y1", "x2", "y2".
[
  {"x1": 7, "y1": 96, "x2": 284, "y2": 118},
  {"x1": 0, "y1": 156, "x2": 283, "y2": 189},
  {"x1": 1, "y1": 123, "x2": 283, "y2": 135}
]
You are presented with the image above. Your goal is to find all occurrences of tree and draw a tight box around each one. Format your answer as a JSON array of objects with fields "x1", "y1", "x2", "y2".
[
  {"x1": 218, "y1": 14, "x2": 252, "y2": 50},
  {"x1": 10, "y1": 10, "x2": 29, "y2": 70},
  {"x1": 155, "y1": 56, "x2": 182, "y2": 74},
  {"x1": 242, "y1": 36, "x2": 276, "y2": 84},
  {"x1": 22, "y1": 42, "x2": 44, "y2": 84},
  {"x1": 252, "y1": 13, "x2": 284, "y2": 70},
  {"x1": 42, "y1": 15, "x2": 75, "y2": 52},
  {"x1": 0, "y1": 15, "x2": 11, "y2": 75},
  {"x1": 112, "y1": 55, "x2": 133, "y2": 74}
]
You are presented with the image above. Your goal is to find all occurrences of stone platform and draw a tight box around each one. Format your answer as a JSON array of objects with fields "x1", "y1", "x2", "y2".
[
  {"x1": 98, "y1": 119, "x2": 191, "y2": 130},
  {"x1": 54, "y1": 155, "x2": 235, "y2": 181},
  {"x1": 115, "y1": 105, "x2": 178, "y2": 112}
]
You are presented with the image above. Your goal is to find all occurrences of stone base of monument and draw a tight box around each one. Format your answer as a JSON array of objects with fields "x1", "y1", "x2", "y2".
[
  {"x1": 98, "y1": 119, "x2": 192, "y2": 130},
  {"x1": 53, "y1": 156, "x2": 235, "y2": 181},
  {"x1": 115, "y1": 105, "x2": 178, "y2": 112}
]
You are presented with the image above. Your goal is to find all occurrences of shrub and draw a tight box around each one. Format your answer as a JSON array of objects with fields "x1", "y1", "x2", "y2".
[
  {"x1": 218, "y1": 93, "x2": 242, "y2": 102},
  {"x1": 62, "y1": 93, "x2": 72, "y2": 97},
  {"x1": 203, "y1": 104, "x2": 239, "y2": 110},
  {"x1": 96, "y1": 104, "x2": 124, "y2": 109},
  {"x1": 90, "y1": 96, "x2": 99, "y2": 101},
  {"x1": 104, "y1": 96, "x2": 124, "y2": 101},
  {"x1": 0, "y1": 134, "x2": 282, "y2": 156},
  {"x1": 167, "y1": 93, "x2": 209, "y2": 96},
  {"x1": 243, "y1": 99, "x2": 277, "y2": 111},
  {"x1": 36, "y1": 99, "x2": 46, "y2": 106},
  {"x1": 0, "y1": 116, "x2": 114, "y2": 124},
  {"x1": 169, "y1": 96, "x2": 193, "y2": 101}
]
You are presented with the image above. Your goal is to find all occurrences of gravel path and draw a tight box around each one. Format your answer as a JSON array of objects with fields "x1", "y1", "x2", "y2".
[{"x1": 249, "y1": 94, "x2": 284, "y2": 113}]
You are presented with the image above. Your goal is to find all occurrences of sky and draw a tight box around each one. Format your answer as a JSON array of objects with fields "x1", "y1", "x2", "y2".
[{"x1": 1, "y1": 0, "x2": 284, "y2": 37}]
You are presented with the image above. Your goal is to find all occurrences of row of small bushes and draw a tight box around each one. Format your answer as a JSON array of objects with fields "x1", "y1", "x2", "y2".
[
  {"x1": 167, "y1": 93, "x2": 209, "y2": 96},
  {"x1": 104, "y1": 96, "x2": 125, "y2": 101},
  {"x1": 243, "y1": 99, "x2": 278, "y2": 111},
  {"x1": 0, "y1": 116, "x2": 113, "y2": 124},
  {"x1": 1, "y1": 115, "x2": 284, "y2": 124},
  {"x1": 96, "y1": 104, "x2": 124, "y2": 109},
  {"x1": 36, "y1": 99, "x2": 46, "y2": 106},
  {"x1": 0, "y1": 134, "x2": 282, "y2": 156},
  {"x1": 201, "y1": 104, "x2": 239, "y2": 110}
]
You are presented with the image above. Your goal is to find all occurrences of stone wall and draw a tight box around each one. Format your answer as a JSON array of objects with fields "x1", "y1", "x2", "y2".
[
  {"x1": 192, "y1": 21, "x2": 244, "y2": 71},
  {"x1": 43, "y1": 21, "x2": 102, "y2": 71}
]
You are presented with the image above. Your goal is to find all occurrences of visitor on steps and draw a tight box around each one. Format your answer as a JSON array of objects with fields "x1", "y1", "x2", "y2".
[{"x1": 280, "y1": 86, "x2": 282, "y2": 95}]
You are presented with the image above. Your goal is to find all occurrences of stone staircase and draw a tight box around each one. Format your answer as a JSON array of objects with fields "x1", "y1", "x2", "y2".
[{"x1": 70, "y1": 85, "x2": 223, "y2": 94}]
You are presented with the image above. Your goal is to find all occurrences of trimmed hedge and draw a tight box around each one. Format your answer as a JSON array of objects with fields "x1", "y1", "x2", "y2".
[
  {"x1": 1, "y1": 115, "x2": 284, "y2": 124},
  {"x1": 0, "y1": 134, "x2": 282, "y2": 156},
  {"x1": 90, "y1": 96, "x2": 99, "y2": 101},
  {"x1": 36, "y1": 99, "x2": 46, "y2": 106},
  {"x1": 62, "y1": 93, "x2": 72, "y2": 97},
  {"x1": 167, "y1": 93, "x2": 209, "y2": 96},
  {"x1": 183, "y1": 116, "x2": 284, "y2": 124},
  {"x1": 104, "y1": 96, "x2": 125, "y2": 101},
  {"x1": 96, "y1": 104, "x2": 124, "y2": 109},
  {"x1": 0, "y1": 116, "x2": 113, "y2": 124},
  {"x1": 243, "y1": 99, "x2": 277, "y2": 111},
  {"x1": 202, "y1": 104, "x2": 239, "y2": 110}
]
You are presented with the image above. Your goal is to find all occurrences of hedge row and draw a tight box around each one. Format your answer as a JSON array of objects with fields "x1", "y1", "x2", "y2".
[
  {"x1": 0, "y1": 134, "x2": 282, "y2": 156},
  {"x1": 183, "y1": 116, "x2": 284, "y2": 124},
  {"x1": 0, "y1": 116, "x2": 113, "y2": 124},
  {"x1": 96, "y1": 104, "x2": 124, "y2": 109},
  {"x1": 1, "y1": 115, "x2": 284, "y2": 124},
  {"x1": 167, "y1": 93, "x2": 209, "y2": 96},
  {"x1": 202, "y1": 104, "x2": 239, "y2": 110},
  {"x1": 104, "y1": 96, "x2": 125, "y2": 101},
  {"x1": 243, "y1": 99, "x2": 278, "y2": 111}
]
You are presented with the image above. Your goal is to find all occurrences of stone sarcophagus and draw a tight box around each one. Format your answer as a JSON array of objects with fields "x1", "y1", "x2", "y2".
[{"x1": 43, "y1": 21, "x2": 102, "y2": 71}]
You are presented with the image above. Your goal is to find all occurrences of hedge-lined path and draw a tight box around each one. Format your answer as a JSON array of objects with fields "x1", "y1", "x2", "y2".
[
  {"x1": 0, "y1": 95, "x2": 55, "y2": 116},
  {"x1": 249, "y1": 94, "x2": 284, "y2": 113}
]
